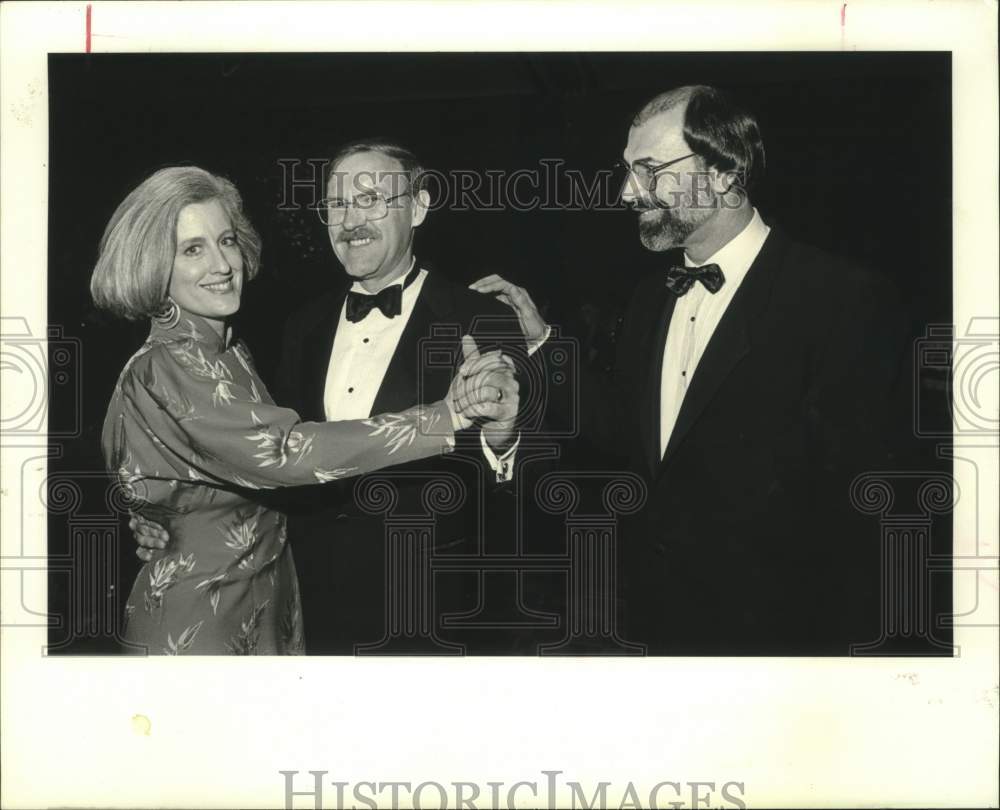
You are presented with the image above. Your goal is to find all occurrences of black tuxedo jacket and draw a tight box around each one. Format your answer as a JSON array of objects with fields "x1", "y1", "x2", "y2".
[
  {"x1": 272, "y1": 268, "x2": 524, "y2": 653},
  {"x1": 544, "y1": 227, "x2": 909, "y2": 654}
]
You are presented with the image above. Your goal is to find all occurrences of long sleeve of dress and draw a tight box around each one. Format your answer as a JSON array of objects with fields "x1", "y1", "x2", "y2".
[{"x1": 113, "y1": 336, "x2": 455, "y2": 492}]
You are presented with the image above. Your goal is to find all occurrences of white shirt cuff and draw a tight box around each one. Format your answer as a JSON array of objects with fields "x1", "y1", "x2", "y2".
[
  {"x1": 527, "y1": 325, "x2": 551, "y2": 356},
  {"x1": 480, "y1": 430, "x2": 519, "y2": 482}
]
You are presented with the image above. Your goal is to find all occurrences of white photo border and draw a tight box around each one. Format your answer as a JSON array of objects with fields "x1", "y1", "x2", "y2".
[{"x1": 2, "y1": 2, "x2": 997, "y2": 808}]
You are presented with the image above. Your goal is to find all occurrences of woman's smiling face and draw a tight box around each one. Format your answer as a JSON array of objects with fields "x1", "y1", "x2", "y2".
[{"x1": 168, "y1": 198, "x2": 244, "y2": 327}]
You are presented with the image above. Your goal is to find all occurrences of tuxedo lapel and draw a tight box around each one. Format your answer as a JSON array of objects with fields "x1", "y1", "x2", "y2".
[
  {"x1": 660, "y1": 291, "x2": 750, "y2": 467},
  {"x1": 638, "y1": 282, "x2": 677, "y2": 476},
  {"x1": 659, "y1": 229, "x2": 785, "y2": 471},
  {"x1": 369, "y1": 298, "x2": 426, "y2": 415},
  {"x1": 369, "y1": 268, "x2": 457, "y2": 416},
  {"x1": 301, "y1": 287, "x2": 348, "y2": 421}
]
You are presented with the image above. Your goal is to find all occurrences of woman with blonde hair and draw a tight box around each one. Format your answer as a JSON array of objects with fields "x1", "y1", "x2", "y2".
[{"x1": 92, "y1": 165, "x2": 516, "y2": 654}]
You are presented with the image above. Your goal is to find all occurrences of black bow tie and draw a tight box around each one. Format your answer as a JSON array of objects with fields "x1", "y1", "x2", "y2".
[
  {"x1": 664, "y1": 263, "x2": 726, "y2": 296},
  {"x1": 345, "y1": 265, "x2": 420, "y2": 323}
]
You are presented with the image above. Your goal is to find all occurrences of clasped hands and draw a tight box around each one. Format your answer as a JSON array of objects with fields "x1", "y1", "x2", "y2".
[
  {"x1": 445, "y1": 335, "x2": 520, "y2": 450},
  {"x1": 132, "y1": 300, "x2": 531, "y2": 562}
]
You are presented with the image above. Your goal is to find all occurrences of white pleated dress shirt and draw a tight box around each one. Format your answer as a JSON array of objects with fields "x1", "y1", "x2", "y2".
[
  {"x1": 659, "y1": 209, "x2": 771, "y2": 458},
  {"x1": 323, "y1": 259, "x2": 516, "y2": 480}
]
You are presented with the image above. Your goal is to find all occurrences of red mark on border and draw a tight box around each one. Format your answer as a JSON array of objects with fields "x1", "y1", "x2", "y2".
[
  {"x1": 841, "y1": 3, "x2": 846, "y2": 27},
  {"x1": 85, "y1": 4, "x2": 92, "y2": 53}
]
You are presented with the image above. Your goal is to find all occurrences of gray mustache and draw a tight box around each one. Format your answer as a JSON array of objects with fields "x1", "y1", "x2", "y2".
[{"x1": 338, "y1": 228, "x2": 379, "y2": 242}]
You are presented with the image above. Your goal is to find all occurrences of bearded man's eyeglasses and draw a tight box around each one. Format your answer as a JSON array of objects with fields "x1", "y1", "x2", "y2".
[{"x1": 615, "y1": 153, "x2": 697, "y2": 196}]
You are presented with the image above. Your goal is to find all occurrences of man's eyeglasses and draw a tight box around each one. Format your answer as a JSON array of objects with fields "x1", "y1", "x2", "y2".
[
  {"x1": 315, "y1": 191, "x2": 411, "y2": 225},
  {"x1": 615, "y1": 153, "x2": 697, "y2": 196}
]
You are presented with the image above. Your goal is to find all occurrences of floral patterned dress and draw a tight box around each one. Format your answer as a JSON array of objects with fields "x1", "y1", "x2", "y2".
[{"x1": 102, "y1": 310, "x2": 454, "y2": 655}]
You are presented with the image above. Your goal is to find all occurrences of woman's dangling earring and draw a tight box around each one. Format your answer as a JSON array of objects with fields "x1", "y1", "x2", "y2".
[{"x1": 152, "y1": 296, "x2": 180, "y2": 329}]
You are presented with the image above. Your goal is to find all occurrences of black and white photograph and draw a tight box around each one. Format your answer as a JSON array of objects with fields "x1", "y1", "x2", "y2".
[
  {"x1": 44, "y1": 49, "x2": 955, "y2": 659},
  {"x1": 2, "y1": 2, "x2": 997, "y2": 808}
]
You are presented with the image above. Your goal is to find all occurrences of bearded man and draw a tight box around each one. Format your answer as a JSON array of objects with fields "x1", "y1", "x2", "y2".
[{"x1": 472, "y1": 85, "x2": 910, "y2": 654}]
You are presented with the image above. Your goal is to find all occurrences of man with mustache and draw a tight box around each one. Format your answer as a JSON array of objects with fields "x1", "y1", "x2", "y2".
[
  {"x1": 473, "y1": 85, "x2": 909, "y2": 654},
  {"x1": 135, "y1": 139, "x2": 527, "y2": 654}
]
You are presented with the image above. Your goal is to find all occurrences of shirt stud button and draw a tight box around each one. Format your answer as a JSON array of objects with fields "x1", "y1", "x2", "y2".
[{"x1": 348, "y1": 387, "x2": 354, "y2": 393}]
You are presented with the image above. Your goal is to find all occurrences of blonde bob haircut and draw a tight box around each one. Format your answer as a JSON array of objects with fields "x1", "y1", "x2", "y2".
[{"x1": 90, "y1": 166, "x2": 262, "y2": 320}]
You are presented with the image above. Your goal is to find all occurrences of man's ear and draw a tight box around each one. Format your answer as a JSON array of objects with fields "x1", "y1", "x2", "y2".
[
  {"x1": 710, "y1": 167, "x2": 747, "y2": 208},
  {"x1": 707, "y1": 166, "x2": 730, "y2": 194},
  {"x1": 411, "y1": 189, "x2": 431, "y2": 228},
  {"x1": 709, "y1": 166, "x2": 744, "y2": 195}
]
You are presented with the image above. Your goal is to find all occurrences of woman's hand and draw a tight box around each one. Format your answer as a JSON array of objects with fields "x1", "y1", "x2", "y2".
[{"x1": 446, "y1": 335, "x2": 518, "y2": 432}]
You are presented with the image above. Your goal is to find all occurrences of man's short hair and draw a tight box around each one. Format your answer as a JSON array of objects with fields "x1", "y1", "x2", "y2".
[
  {"x1": 635, "y1": 85, "x2": 766, "y2": 193},
  {"x1": 90, "y1": 166, "x2": 262, "y2": 320},
  {"x1": 326, "y1": 139, "x2": 428, "y2": 198}
]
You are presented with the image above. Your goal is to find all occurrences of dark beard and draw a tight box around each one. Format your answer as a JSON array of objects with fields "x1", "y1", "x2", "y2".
[{"x1": 637, "y1": 207, "x2": 701, "y2": 252}]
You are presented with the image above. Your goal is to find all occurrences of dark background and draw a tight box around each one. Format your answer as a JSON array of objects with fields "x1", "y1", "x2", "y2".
[{"x1": 46, "y1": 52, "x2": 953, "y2": 653}]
